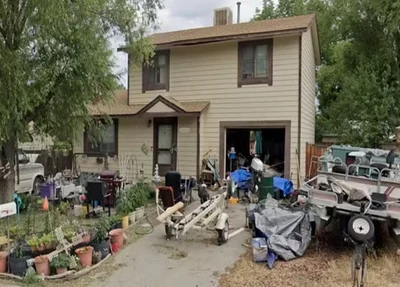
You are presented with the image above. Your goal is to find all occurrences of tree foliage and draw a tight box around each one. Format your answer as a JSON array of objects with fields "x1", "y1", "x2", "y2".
[
  {"x1": 254, "y1": 0, "x2": 400, "y2": 148},
  {"x1": 0, "y1": 0, "x2": 162, "y2": 203}
]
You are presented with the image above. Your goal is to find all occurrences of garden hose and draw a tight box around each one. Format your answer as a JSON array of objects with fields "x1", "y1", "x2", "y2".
[{"x1": 133, "y1": 210, "x2": 157, "y2": 235}]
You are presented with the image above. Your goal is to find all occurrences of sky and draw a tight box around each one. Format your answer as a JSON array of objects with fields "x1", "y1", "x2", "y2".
[{"x1": 111, "y1": 0, "x2": 264, "y2": 87}]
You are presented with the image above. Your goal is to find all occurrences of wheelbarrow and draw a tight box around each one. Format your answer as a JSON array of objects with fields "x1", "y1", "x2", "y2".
[{"x1": 156, "y1": 187, "x2": 229, "y2": 245}]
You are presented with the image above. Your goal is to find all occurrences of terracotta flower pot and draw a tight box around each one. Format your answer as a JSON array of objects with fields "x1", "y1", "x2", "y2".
[
  {"x1": 56, "y1": 267, "x2": 67, "y2": 275},
  {"x1": 0, "y1": 251, "x2": 7, "y2": 273},
  {"x1": 82, "y1": 233, "x2": 91, "y2": 243},
  {"x1": 109, "y1": 228, "x2": 124, "y2": 249},
  {"x1": 75, "y1": 246, "x2": 93, "y2": 267},
  {"x1": 34, "y1": 255, "x2": 50, "y2": 276}
]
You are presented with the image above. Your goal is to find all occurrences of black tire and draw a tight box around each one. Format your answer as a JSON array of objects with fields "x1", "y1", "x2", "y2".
[
  {"x1": 217, "y1": 220, "x2": 229, "y2": 246},
  {"x1": 32, "y1": 176, "x2": 43, "y2": 195},
  {"x1": 348, "y1": 215, "x2": 375, "y2": 243}
]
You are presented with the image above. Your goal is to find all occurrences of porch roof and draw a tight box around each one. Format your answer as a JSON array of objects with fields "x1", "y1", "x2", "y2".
[{"x1": 88, "y1": 90, "x2": 210, "y2": 116}]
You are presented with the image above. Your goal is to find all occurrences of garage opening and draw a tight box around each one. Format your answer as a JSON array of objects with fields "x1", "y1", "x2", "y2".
[{"x1": 225, "y1": 128, "x2": 286, "y2": 176}]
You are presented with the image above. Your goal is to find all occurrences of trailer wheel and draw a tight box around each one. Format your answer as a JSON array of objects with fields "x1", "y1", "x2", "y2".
[
  {"x1": 348, "y1": 215, "x2": 375, "y2": 243},
  {"x1": 217, "y1": 220, "x2": 229, "y2": 246}
]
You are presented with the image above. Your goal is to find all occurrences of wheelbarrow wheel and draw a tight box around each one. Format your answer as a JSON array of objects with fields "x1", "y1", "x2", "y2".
[{"x1": 217, "y1": 220, "x2": 229, "y2": 246}]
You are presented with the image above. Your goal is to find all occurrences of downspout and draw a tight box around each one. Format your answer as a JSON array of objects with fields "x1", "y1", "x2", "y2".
[
  {"x1": 127, "y1": 54, "x2": 130, "y2": 105},
  {"x1": 196, "y1": 115, "x2": 200, "y2": 180},
  {"x1": 297, "y1": 35, "x2": 302, "y2": 188}
]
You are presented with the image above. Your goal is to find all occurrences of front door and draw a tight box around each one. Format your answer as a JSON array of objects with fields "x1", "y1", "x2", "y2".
[{"x1": 153, "y1": 117, "x2": 177, "y2": 176}]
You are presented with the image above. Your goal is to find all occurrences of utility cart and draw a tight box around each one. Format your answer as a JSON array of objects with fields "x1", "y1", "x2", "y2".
[{"x1": 156, "y1": 187, "x2": 229, "y2": 245}]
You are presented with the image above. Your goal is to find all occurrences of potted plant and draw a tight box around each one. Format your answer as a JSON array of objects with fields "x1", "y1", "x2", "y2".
[
  {"x1": 27, "y1": 235, "x2": 40, "y2": 252},
  {"x1": 75, "y1": 246, "x2": 94, "y2": 267},
  {"x1": 50, "y1": 253, "x2": 70, "y2": 274},
  {"x1": 0, "y1": 250, "x2": 7, "y2": 273},
  {"x1": 116, "y1": 196, "x2": 132, "y2": 229},
  {"x1": 9, "y1": 244, "x2": 31, "y2": 276},
  {"x1": 90, "y1": 216, "x2": 111, "y2": 259},
  {"x1": 42, "y1": 233, "x2": 56, "y2": 251},
  {"x1": 108, "y1": 215, "x2": 123, "y2": 231},
  {"x1": 34, "y1": 255, "x2": 50, "y2": 276}
]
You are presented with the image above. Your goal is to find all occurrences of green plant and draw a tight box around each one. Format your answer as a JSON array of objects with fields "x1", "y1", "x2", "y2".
[
  {"x1": 11, "y1": 245, "x2": 25, "y2": 259},
  {"x1": 8, "y1": 225, "x2": 24, "y2": 241},
  {"x1": 92, "y1": 216, "x2": 111, "y2": 244},
  {"x1": 122, "y1": 181, "x2": 151, "y2": 214},
  {"x1": 59, "y1": 201, "x2": 70, "y2": 216},
  {"x1": 50, "y1": 253, "x2": 70, "y2": 269},
  {"x1": 27, "y1": 235, "x2": 41, "y2": 249},
  {"x1": 64, "y1": 230, "x2": 77, "y2": 242},
  {"x1": 41, "y1": 233, "x2": 57, "y2": 248},
  {"x1": 108, "y1": 215, "x2": 122, "y2": 227}
]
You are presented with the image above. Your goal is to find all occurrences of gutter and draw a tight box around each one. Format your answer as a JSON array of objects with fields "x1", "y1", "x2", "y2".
[
  {"x1": 297, "y1": 35, "x2": 302, "y2": 188},
  {"x1": 196, "y1": 116, "x2": 200, "y2": 180}
]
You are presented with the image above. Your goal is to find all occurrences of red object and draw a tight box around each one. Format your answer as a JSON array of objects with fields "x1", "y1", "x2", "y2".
[
  {"x1": 109, "y1": 228, "x2": 124, "y2": 249},
  {"x1": 111, "y1": 243, "x2": 119, "y2": 253}
]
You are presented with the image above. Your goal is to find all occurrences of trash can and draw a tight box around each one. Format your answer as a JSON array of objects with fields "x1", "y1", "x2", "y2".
[{"x1": 258, "y1": 176, "x2": 274, "y2": 202}]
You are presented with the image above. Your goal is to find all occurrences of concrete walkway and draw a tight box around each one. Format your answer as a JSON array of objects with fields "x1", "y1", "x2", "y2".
[{"x1": 94, "y1": 198, "x2": 248, "y2": 287}]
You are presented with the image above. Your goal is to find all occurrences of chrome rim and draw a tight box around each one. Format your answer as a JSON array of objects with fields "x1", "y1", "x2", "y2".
[{"x1": 352, "y1": 218, "x2": 370, "y2": 235}]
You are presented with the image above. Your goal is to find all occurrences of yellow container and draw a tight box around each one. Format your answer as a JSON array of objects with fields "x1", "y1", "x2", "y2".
[
  {"x1": 229, "y1": 197, "x2": 239, "y2": 205},
  {"x1": 122, "y1": 216, "x2": 129, "y2": 229}
]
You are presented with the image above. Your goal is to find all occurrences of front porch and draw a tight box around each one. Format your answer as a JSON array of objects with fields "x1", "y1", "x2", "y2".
[{"x1": 75, "y1": 93, "x2": 209, "y2": 181}]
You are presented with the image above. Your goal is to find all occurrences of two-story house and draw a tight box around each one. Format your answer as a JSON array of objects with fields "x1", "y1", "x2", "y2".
[{"x1": 74, "y1": 10, "x2": 320, "y2": 187}]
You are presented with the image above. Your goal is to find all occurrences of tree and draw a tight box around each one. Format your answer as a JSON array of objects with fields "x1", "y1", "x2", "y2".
[
  {"x1": 0, "y1": 0, "x2": 162, "y2": 203},
  {"x1": 253, "y1": 0, "x2": 400, "y2": 147}
]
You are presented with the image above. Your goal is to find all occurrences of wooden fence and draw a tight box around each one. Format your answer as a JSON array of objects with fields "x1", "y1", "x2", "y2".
[
  {"x1": 305, "y1": 143, "x2": 328, "y2": 179},
  {"x1": 25, "y1": 150, "x2": 73, "y2": 176}
]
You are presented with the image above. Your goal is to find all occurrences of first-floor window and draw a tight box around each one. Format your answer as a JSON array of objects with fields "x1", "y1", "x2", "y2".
[{"x1": 84, "y1": 119, "x2": 118, "y2": 155}]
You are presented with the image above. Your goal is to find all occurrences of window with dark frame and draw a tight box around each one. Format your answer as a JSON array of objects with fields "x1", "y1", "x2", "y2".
[
  {"x1": 238, "y1": 40, "x2": 273, "y2": 87},
  {"x1": 84, "y1": 119, "x2": 118, "y2": 156},
  {"x1": 142, "y1": 50, "x2": 170, "y2": 92}
]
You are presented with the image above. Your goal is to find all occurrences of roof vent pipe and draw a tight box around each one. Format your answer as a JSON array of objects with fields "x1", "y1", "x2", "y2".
[{"x1": 237, "y1": 2, "x2": 241, "y2": 24}]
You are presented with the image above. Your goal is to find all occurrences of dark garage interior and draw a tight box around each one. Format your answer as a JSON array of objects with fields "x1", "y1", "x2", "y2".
[{"x1": 225, "y1": 128, "x2": 286, "y2": 175}]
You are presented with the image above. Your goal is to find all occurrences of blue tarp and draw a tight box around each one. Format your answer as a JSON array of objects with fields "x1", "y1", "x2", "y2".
[
  {"x1": 231, "y1": 168, "x2": 252, "y2": 189},
  {"x1": 273, "y1": 177, "x2": 294, "y2": 197}
]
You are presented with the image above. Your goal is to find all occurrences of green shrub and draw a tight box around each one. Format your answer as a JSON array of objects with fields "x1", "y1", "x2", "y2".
[{"x1": 51, "y1": 253, "x2": 70, "y2": 269}]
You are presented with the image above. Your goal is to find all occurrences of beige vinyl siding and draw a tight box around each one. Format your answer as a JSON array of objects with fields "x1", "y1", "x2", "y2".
[
  {"x1": 177, "y1": 117, "x2": 197, "y2": 177},
  {"x1": 130, "y1": 36, "x2": 300, "y2": 183},
  {"x1": 301, "y1": 29, "x2": 316, "y2": 179},
  {"x1": 74, "y1": 117, "x2": 154, "y2": 180}
]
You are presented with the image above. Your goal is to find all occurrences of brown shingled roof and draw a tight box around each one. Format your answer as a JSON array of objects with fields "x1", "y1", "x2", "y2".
[
  {"x1": 150, "y1": 14, "x2": 316, "y2": 46},
  {"x1": 88, "y1": 90, "x2": 143, "y2": 116},
  {"x1": 89, "y1": 90, "x2": 209, "y2": 116}
]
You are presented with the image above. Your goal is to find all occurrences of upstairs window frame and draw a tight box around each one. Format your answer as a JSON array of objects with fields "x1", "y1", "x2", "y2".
[
  {"x1": 142, "y1": 50, "x2": 170, "y2": 92},
  {"x1": 238, "y1": 39, "x2": 273, "y2": 87}
]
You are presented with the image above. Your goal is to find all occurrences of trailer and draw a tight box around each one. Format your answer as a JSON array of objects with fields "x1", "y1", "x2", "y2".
[{"x1": 156, "y1": 188, "x2": 229, "y2": 245}]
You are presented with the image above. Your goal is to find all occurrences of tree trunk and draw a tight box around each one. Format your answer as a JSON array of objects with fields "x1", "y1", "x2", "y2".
[{"x1": 0, "y1": 139, "x2": 16, "y2": 204}]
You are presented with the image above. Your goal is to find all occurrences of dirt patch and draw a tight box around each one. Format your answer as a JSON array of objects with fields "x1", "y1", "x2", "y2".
[
  {"x1": 152, "y1": 244, "x2": 188, "y2": 260},
  {"x1": 219, "y1": 236, "x2": 400, "y2": 287}
]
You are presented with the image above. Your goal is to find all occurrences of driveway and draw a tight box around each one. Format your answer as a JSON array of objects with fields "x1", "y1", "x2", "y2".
[{"x1": 93, "y1": 197, "x2": 248, "y2": 287}]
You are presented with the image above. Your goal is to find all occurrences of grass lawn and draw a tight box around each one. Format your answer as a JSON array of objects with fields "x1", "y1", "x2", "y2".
[{"x1": 220, "y1": 225, "x2": 400, "y2": 287}]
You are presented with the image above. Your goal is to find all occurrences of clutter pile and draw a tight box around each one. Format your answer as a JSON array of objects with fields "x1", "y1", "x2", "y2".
[{"x1": 247, "y1": 195, "x2": 312, "y2": 269}]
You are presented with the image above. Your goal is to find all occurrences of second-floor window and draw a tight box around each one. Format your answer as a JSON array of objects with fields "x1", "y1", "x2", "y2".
[
  {"x1": 142, "y1": 50, "x2": 170, "y2": 92},
  {"x1": 238, "y1": 39, "x2": 273, "y2": 87}
]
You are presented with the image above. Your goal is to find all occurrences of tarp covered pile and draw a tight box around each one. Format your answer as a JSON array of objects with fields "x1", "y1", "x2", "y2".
[{"x1": 252, "y1": 198, "x2": 312, "y2": 268}]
